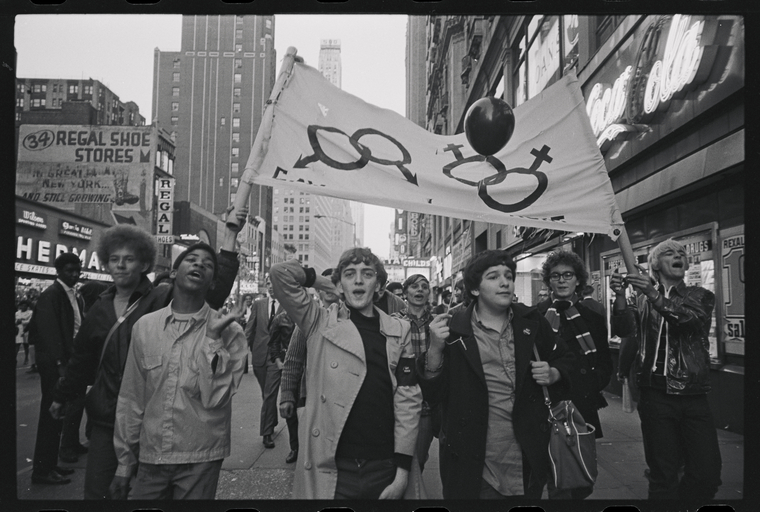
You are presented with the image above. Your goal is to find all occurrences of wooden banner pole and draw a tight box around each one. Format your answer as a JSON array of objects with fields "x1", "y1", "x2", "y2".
[{"x1": 226, "y1": 46, "x2": 300, "y2": 229}]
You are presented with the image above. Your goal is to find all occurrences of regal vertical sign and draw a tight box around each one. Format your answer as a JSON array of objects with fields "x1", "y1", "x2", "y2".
[{"x1": 156, "y1": 177, "x2": 175, "y2": 244}]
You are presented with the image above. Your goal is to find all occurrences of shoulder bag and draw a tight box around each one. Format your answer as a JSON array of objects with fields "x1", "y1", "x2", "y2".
[{"x1": 534, "y1": 345, "x2": 598, "y2": 490}]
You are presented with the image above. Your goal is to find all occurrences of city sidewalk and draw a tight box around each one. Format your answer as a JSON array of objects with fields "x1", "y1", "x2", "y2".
[{"x1": 17, "y1": 357, "x2": 743, "y2": 501}]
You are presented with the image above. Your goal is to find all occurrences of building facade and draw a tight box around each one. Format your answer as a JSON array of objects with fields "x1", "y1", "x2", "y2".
[
  {"x1": 407, "y1": 15, "x2": 744, "y2": 432},
  {"x1": 152, "y1": 14, "x2": 277, "y2": 285}
]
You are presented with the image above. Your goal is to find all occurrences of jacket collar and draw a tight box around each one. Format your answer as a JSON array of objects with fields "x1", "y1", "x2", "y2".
[
  {"x1": 102, "y1": 275, "x2": 155, "y2": 305},
  {"x1": 449, "y1": 301, "x2": 539, "y2": 393}
]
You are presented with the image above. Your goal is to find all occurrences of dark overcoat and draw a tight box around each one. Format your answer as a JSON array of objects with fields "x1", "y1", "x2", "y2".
[
  {"x1": 536, "y1": 299, "x2": 613, "y2": 437},
  {"x1": 417, "y1": 302, "x2": 575, "y2": 499}
]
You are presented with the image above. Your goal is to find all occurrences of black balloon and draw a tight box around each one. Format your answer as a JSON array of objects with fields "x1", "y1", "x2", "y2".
[{"x1": 464, "y1": 96, "x2": 516, "y2": 156}]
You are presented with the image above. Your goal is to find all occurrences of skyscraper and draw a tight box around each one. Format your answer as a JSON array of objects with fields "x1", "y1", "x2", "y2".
[{"x1": 153, "y1": 15, "x2": 277, "y2": 271}]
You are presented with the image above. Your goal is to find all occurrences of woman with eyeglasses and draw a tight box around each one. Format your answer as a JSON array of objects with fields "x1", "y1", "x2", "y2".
[{"x1": 537, "y1": 250, "x2": 612, "y2": 500}]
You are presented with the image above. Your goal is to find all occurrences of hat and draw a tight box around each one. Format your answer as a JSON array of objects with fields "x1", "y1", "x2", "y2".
[{"x1": 172, "y1": 243, "x2": 218, "y2": 278}]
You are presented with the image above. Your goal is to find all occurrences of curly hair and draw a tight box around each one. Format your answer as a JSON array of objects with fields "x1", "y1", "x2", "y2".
[
  {"x1": 462, "y1": 250, "x2": 517, "y2": 302},
  {"x1": 541, "y1": 250, "x2": 588, "y2": 291},
  {"x1": 97, "y1": 224, "x2": 158, "y2": 274},
  {"x1": 331, "y1": 247, "x2": 386, "y2": 302}
]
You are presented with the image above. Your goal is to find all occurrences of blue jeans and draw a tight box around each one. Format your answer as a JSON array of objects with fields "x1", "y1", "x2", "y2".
[
  {"x1": 130, "y1": 460, "x2": 224, "y2": 500},
  {"x1": 638, "y1": 387, "x2": 722, "y2": 500}
]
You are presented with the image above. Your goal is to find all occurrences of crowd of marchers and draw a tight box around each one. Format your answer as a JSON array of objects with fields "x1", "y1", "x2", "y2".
[{"x1": 21, "y1": 209, "x2": 721, "y2": 501}]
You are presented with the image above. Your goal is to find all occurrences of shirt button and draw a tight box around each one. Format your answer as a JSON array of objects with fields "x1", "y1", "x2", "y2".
[
  {"x1": 320, "y1": 394, "x2": 326, "y2": 403},
  {"x1": 330, "y1": 361, "x2": 338, "y2": 369},
  {"x1": 580, "y1": 368, "x2": 587, "y2": 375},
  {"x1": 312, "y1": 428, "x2": 320, "y2": 437},
  {"x1": 304, "y1": 461, "x2": 312, "y2": 470}
]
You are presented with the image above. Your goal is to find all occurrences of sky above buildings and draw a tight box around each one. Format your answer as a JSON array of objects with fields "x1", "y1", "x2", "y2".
[{"x1": 14, "y1": 14, "x2": 405, "y2": 258}]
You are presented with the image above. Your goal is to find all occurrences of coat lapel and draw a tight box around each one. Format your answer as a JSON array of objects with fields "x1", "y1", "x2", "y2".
[
  {"x1": 449, "y1": 303, "x2": 486, "y2": 389},
  {"x1": 319, "y1": 305, "x2": 366, "y2": 363},
  {"x1": 511, "y1": 305, "x2": 539, "y2": 397}
]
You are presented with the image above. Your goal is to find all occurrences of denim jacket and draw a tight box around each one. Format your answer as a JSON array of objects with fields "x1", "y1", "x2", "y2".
[{"x1": 612, "y1": 281, "x2": 714, "y2": 395}]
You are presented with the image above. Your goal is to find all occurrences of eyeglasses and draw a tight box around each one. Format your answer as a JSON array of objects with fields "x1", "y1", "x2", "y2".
[
  {"x1": 341, "y1": 269, "x2": 377, "y2": 280},
  {"x1": 549, "y1": 271, "x2": 576, "y2": 281}
]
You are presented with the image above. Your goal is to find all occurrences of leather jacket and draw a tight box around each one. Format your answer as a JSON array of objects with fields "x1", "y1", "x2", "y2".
[{"x1": 612, "y1": 281, "x2": 714, "y2": 395}]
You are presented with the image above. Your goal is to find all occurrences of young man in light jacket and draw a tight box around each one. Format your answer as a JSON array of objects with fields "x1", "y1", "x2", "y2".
[
  {"x1": 269, "y1": 247, "x2": 423, "y2": 499},
  {"x1": 110, "y1": 243, "x2": 248, "y2": 499}
]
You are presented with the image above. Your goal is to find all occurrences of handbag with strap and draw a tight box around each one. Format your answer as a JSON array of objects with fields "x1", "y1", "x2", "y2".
[{"x1": 533, "y1": 345, "x2": 598, "y2": 490}]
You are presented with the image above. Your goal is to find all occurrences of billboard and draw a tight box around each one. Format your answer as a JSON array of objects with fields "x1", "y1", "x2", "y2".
[{"x1": 16, "y1": 124, "x2": 156, "y2": 232}]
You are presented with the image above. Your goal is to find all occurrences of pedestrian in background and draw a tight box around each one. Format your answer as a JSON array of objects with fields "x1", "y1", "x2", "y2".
[
  {"x1": 538, "y1": 250, "x2": 612, "y2": 499},
  {"x1": 28, "y1": 252, "x2": 84, "y2": 486},
  {"x1": 16, "y1": 300, "x2": 33, "y2": 366},
  {"x1": 245, "y1": 275, "x2": 284, "y2": 449},
  {"x1": 610, "y1": 238, "x2": 722, "y2": 501},
  {"x1": 393, "y1": 274, "x2": 440, "y2": 473}
]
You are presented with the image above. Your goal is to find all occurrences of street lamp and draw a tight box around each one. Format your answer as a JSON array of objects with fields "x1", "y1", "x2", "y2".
[{"x1": 314, "y1": 214, "x2": 357, "y2": 247}]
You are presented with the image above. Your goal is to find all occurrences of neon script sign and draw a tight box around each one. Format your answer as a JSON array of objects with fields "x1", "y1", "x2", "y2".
[{"x1": 585, "y1": 15, "x2": 719, "y2": 151}]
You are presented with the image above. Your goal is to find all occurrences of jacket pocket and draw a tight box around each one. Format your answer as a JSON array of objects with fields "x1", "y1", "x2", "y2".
[{"x1": 143, "y1": 355, "x2": 163, "y2": 371}]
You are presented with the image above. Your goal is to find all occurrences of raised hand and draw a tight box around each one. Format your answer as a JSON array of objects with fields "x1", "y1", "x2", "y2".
[{"x1": 207, "y1": 300, "x2": 246, "y2": 339}]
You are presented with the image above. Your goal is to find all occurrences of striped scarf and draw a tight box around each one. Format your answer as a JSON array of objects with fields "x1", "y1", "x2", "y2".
[{"x1": 544, "y1": 293, "x2": 597, "y2": 355}]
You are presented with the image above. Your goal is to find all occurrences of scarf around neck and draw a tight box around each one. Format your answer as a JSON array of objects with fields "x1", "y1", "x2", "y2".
[{"x1": 544, "y1": 293, "x2": 597, "y2": 355}]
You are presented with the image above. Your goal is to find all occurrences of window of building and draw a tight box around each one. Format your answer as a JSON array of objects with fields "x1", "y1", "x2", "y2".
[
  {"x1": 304, "y1": 234, "x2": 309, "y2": 240},
  {"x1": 305, "y1": 207, "x2": 310, "y2": 213},
  {"x1": 266, "y1": 19, "x2": 271, "y2": 29},
  {"x1": 236, "y1": 44, "x2": 243, "y2": 53},
  {"x1": 232, "y1": 147, "x2": 239, "y2": 157},
  {"x1": 232, "y1": 132, "x2": 240, "y2": 143},
  {"x1": 33, "y1": 84, "x2": 41, "y2": 93},
  {"x1": 68, "y1": 84, "x2": 79, "y2": 94},
  {"x1": 31, "y1": 99, "x2": 40, "y2": 107},
  {"x1": 231, "y1": 177, "x2": 239, "y2": 188},
  {"x1": 303, "y1": 255, "x2": 309, "y2": 262},
  {"x1": 230, "y1": 192, "x2": 236, "y2": 204},
  {"x1": 172, "y1": 87, "x2": 180, "y2": 97},
  {"x1": 171, "y1": 116, "x2": 178, "y2": 125},
  {"x1": 236, "y1": 15, "x2": 244, "y2": 24},
  {"x1": 234, "y1": 73, "x2": 242, "y2": 84},
  {"x1": 274, "y1": 216, "x2": 279, "y2": 223},
  {"x1": 304, "y1": 225, "x2": 309, "y2": 232},
  {"x1": 172, "y1": 102, "x2": 179, "y2": 111},
  {"x1": 235, "y1": 58, "x2": 243, "y2": 69},
  {"x1": 170, "y1": 131, "x2": 177, "y2": 141},
  {"x1": 16, "y1": 112, "x2": 21, "y2": 121},
  {"x1": 233, "y1": 102, "x2": 241, "y2": 113},
  {"x1": 232, "y1": 117, "x2": 240, "y2": 128},
  {"x1": 18, "y1": 83, "x2": 25, "y2": 93},
  {"x1": 173, "y1": 72, "x2": 180, "y2": 82},
  {"x1": 236, "y1": 29, "x2": 243, "y2": 39},
  {"x1": 221, "y1": 117, "x2": 226, "y2": 126},
  {"x1": 173, "y1": 59, "x2": 181, "y2": 69},
  {"x1": 299, "y1": 234, "x2": 303, "y2": 240},
  {"x1": 233, "y1": 87, "x2": 241, "y2": 97},
  {"x1": 299, "y1": 207, "x2": 303, "y2": 213},
  {"x1": 84, "y1": 85, "x2": 92, "y2": 94},
  {"x1": 305, "y1": 217, "x2": 309, "y2": 222},
  {"x1": 231, "y1": 163, "x2": 239, "y2": 173},
  {"x1": 16, "y1": 98, "x2": 23, "y2": 107}
]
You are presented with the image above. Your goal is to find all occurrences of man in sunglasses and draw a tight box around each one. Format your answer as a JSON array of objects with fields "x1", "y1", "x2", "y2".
[{"x1": 269, "y1": 247, "x2": 423, "y2": 499}]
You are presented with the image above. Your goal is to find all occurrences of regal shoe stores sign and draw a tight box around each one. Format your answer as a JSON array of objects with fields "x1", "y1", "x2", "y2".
[
  {"x1": 584, "y1": 15, "x2": 743, "y2": 153},
  {"x1": 16, "y1": 124, "x2": 157, "y2": 233}
]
